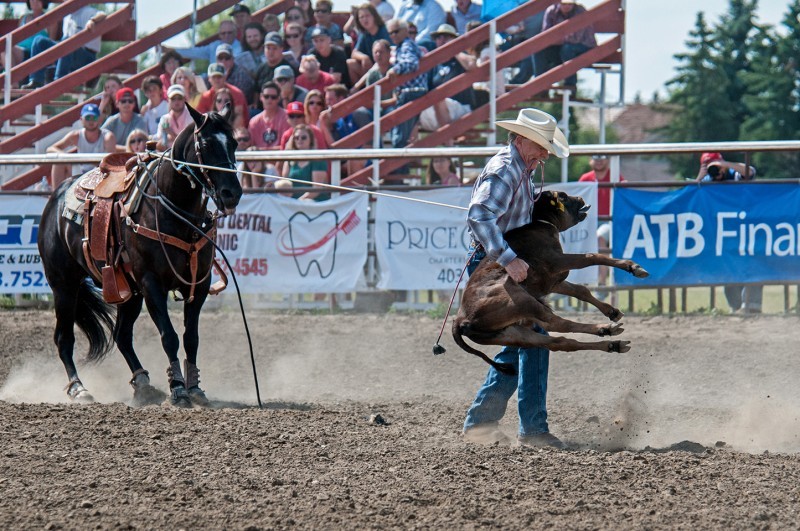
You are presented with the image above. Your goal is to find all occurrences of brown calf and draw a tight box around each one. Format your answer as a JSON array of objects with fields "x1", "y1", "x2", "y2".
[{"x1": 452, "y1": 190, "x2": 649, "y2": 375}]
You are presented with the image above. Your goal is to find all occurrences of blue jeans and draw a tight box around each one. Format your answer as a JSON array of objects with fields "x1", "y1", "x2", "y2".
[
  {"x1": 535, "y1": 43, "x2": 591, "y2": 87},
  {"x1": 391, "y1": 88, "x2": 426, "y2": 149},
  {"x1": 29, "y1": 35, "x2": 97, "y2": 85},
  {"x1": 724, "y1": 285, "x2": 763, "y2": 312},
  {"x1": 462, "y1": 247, "x2": 551, "y2": 436}
]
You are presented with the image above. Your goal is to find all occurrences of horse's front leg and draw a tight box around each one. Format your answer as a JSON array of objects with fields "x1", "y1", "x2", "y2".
[
  {"x1": 182, "y1": 285, "x2": 210, "y2": 407},
  {"x1": 114, "y1": 294, "x2": 166, "y2": 406},
  {"x1": 558, "y1": 253, "x2": 649, "y2": 279},
  {"x1": 552, "y1": 280, "x2": 623, "y2": 322},
  {"x1": 141, "y1": 278, "x2": 191, "y2": 408}
]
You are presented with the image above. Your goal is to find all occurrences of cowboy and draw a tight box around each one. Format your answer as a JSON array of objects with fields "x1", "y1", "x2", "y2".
[{"x1": 462, "y1": 108, "x2": 570, "y2": 449}]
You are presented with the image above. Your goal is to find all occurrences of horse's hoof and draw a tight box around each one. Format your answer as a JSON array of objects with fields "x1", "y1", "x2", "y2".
[
  {"x1": 609, "y1": 340, "x2": 631, "y2": 353},
  {"x1": 632, "y1": 265, "x2": 649, "y2": 278},
  {"x1": 67, "y1": 381, "x2": 95, "y2": 403},
  {"x1": 600, "y1": 322, "x2": 624, "y2": 337},
  {"x1": 132, "y1": 384, "x2": 166, "y2": 407},
  {"x1": 187, "y1": 386, "x2": 210, "y2": 408},
  {"x1": 169, "y1": 386, "x2": 192, "y2": 408}
]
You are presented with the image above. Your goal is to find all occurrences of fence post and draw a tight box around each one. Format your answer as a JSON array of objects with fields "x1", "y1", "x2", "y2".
[{"x1": 372, "y1": 84, "x2": 381, "y2": 186}]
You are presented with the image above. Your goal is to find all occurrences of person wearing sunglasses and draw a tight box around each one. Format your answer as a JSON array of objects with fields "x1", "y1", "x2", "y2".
[
  {"x1": 248, "y1": 81, "x2": 291, "y2": 149},
  {"x1": 273, "y1": 65, "x2": 308, "y2": 109},
  {"x1": 213, "y1": 87, "x2": 244, "y2": 129},
  {"x1": 282, "y1": 123, "x2": 329, "y2": 201},
  {"x1": 306, "y1": 0, "x2": 344, "y2": 48},
  {"x1": 197, "y1": 63, "x2": 249, "y2": 127},
  {"x1": 302, "y1": 90, "x2": 333, "y2": 146},
  {"x1": 216, "y1": 43, "x2": 255, "y2": 106},
  {"x1": 46, "y1": 103, "x2": 116, "y2": 189},
  {"x1": 385, "y1": 19, "x2": 427, "y2": 154},
  {"x1": 296, "y1": 55, "x2": 335, "y2": 94},
  {"x1": 279, "y1": 101, "x2": 328, "y2": 151},
  {"x1": 101, "y1": 87, "x2": 148, "y2": 152},
  {"x1": 125, "y1": 129, "x2": 150, "y2": 154},
  {"x1": 168, "y1": 19, "x2": 242, "y2": 65},
  {"x1": 282, "y1": 22, "x2": 308, "y2": 71}
]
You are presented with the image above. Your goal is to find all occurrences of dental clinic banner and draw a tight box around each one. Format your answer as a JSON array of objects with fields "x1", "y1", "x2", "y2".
[
  {"x1": 374, "y1": 182, "x2": 598, "y2": 290},
  {"x1": 211, "y1": 193, "x2": 369, "y2": 293},
  {"x1": 612, "y1": 184, "x2": 800, "y2": 286},
  {"x1": 0, "y1": 196, "x2": 49, "y2": 294}
]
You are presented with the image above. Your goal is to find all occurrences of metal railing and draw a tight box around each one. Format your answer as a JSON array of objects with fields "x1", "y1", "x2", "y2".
[{"x1": 1, "y1": 140, "x2": 799, "y2": 314}]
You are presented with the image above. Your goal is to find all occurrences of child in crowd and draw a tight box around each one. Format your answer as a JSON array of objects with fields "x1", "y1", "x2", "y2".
[{"x1": 140, "y1": 76, "x2": 168, "y2": 135}]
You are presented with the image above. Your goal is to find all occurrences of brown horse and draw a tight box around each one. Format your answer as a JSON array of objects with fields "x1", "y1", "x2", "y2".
[
  {"x1": 452, "y1": 190, "x2": 649, "y2": 375},
  {"x1": 37, "y1": 104, "x2": 242, "y2": 407}
]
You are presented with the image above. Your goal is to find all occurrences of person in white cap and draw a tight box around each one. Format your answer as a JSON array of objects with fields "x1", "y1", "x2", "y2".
[
  {"x1": 156, "y1": 84, "x2": 191, "y2": 150},
  {"x1": 462, "y1": 108, "x2": 570, "y2": 449}
]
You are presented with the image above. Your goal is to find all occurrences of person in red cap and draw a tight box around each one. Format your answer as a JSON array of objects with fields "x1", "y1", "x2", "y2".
[
  {"x1": 101, "y1": 87, "x2": 147, "y2": 152},
  {"x1": 696, "y1": 152, "x2": 756, "y2": 182},
  {"x1": 695, "y1": 152, "x2": 761, "y2": 313},
  {"x1": 279, "y1": 101, "x2": 329, "y2": 150}
]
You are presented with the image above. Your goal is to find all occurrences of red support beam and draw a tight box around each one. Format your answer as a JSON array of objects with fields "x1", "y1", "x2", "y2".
[
  {"x1": 333, "y1": 0, "x2": 621, "y2": 151},
  {"x1": 0, "y1": 165, "x2": 52, "y2": 192},
  {"x1": 0, "y1": 0, "x2": 242, "y2": 155},
  {"x1": 0, "y1": 0, "x2": 94, "y2": 56},
  {"x1": 341, "y1": 37, "x2": 622, "y2": 185},
  {"x1": 0, "y1": 4, "x2": 134, "y2": 88}
]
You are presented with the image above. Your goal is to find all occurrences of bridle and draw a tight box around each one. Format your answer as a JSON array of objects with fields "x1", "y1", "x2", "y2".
[{"x1": 169, "y1": 114, "x2": 237, "y2": 216}]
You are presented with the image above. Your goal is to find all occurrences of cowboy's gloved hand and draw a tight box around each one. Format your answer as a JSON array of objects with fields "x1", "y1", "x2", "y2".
[{"x1": 505, "y1": 258, "x2": 529, "y2": 283}]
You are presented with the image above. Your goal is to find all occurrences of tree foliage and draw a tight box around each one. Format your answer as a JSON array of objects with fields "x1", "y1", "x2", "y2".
[{"x1": 666, "y1": 0, "x2": 800, "y2": 179}]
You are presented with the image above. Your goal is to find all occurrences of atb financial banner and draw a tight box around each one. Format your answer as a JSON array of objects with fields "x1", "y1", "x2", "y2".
[
  {"x1": 612, "y1": 184, "x2": 800, "y2": 286},
  {"x1": 211, "y1": 193, "x2": 369, "y2": 293},
  {"x1": 374, "y1": 182, "x2": 598, "y2": 290}
]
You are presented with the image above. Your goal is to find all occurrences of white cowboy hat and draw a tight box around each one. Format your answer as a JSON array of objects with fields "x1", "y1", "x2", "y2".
[{"x1": 496, "y1": 108, "x2": 570, "y2": 158}]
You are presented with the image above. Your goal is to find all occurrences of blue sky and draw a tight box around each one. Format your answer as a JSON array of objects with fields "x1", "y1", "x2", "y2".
[{"x1": 130, "y1": 0, "x2": 789, "y2": 102}]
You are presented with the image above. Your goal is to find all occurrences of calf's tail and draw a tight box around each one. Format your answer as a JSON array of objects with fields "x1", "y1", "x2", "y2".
[{"x1": 452, "y1": 320, "x2": 516, "y2": 376}]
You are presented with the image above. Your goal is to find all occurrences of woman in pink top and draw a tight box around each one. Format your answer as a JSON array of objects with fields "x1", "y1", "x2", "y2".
[{"x1": 426, "y1": 157, "x2": 461, "y2": 186}]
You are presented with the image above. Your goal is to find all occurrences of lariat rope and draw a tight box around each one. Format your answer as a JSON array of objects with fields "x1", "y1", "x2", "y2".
[{"x1": 159, "y1": 156, "x2": 469, "y2": 211}]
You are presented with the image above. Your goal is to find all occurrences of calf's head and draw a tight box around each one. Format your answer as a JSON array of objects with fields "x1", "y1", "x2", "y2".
[{"x1": 533, "y1": 190, "x2": 590, "y2": 231}]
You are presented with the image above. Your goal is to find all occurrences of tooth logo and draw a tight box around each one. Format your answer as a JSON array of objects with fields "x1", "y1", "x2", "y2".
[{"x1": 278, "y1": 209, "x2": 361, "y2": 278}]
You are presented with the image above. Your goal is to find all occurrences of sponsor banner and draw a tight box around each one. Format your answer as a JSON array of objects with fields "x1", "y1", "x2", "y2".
[
  {"x1": 211, "y1": 193, "x2": 369, "y2": 293},
  {"x1": 612, "y1": 184, "x2": 800, "y2": 286},
  {"x1": 0, "y1": 196, "x2": 49, "y2": 294},
  {"x1": 374, "y1": 182, "x2": 598, "y2": 290}
]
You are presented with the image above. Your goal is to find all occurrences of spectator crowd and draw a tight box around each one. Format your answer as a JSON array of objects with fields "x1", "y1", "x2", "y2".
[{"x1": 13, "y1": 0, "x2": 599, "y2": 192}]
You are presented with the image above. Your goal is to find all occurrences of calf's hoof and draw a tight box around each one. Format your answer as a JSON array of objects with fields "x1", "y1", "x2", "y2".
[
  {"x1": 631, "y1": 264, "x2": 649, "y2": 278},
  {"x1": 169, "y1": 386, "x2": 192, "y2": 408},
  {"x1": 187, "y1": 386, "x2": 211, "y2": 408},
  {"x1": 607, "y1": 307, "x2": 624, "y2": 322},
  {"x1": 600, "y1": 322, "x2": 624, "y2": 337},
  {"x1": 608, "y1": 340, "x2": 631, "y2": 353}
]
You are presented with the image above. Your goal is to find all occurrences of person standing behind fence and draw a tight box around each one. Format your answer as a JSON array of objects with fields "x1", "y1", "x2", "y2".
[
  {"x1": 579, "y1": 154, "x2": 624, "y2": 294},
  {"x1": 462, "y1": 108, "x2": 569, "y2": 449},
  {"x1": 46, "y1": 103, "x2": 116, "y2": 189},
  {"x1": 696, "y1": 152, "x2": 762, "y2": 314}
]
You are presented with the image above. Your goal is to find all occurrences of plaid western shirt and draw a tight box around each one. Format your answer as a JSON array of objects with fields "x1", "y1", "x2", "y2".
[
  {"x1": 393, "y1": 37, "x2": 428, "y2": 92},
  {"x1": 467, "y1": 143, "x2": 538, "y2": 267}
]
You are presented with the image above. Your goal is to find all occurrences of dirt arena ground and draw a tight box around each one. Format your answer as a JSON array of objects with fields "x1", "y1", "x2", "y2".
[{"x1": 1, "y1": 307, "x2": 799, "y2": 529}]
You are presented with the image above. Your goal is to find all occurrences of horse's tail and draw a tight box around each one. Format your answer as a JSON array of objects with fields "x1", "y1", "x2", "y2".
[
  {"x1": 75, "y1": 279, "x2": 116, "y2": 363},
  {"x1": 452, "y1": 320, "x2": 516, "y2": 376}
]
